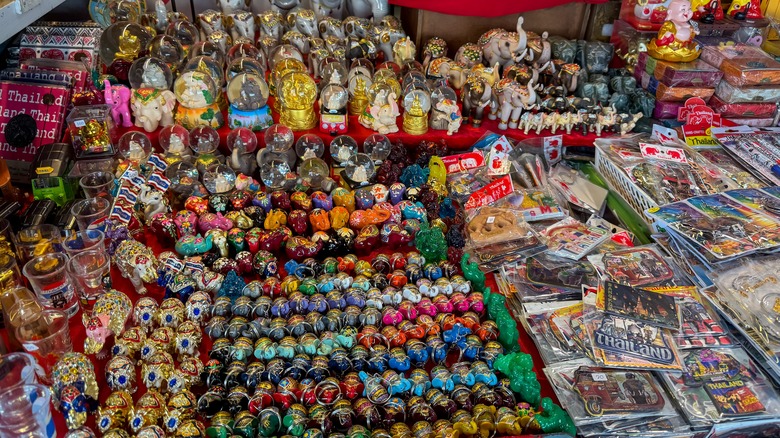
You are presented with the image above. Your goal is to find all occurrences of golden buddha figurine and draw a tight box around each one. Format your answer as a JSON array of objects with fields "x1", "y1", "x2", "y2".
[
  {"x1": 403, "y1": 91, "x2": 430, "y2": 135},
  {"x1": 116, "y1": 28, "x2": 141, "y2": 61},
  {"x1": 646, "y1": 0, "x2": 702, "y2": 62},
  {"x1": 349, "y1": 76, "x2": 369, "y2": 116},
  {"x1": 279, "y1": 71, "x2": 317, "y2": 131}
]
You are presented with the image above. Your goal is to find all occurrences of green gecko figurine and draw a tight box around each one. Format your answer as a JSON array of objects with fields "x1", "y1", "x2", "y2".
[
  {"x1": 460, "y1": 253, "x2": 486, "y2": 292},
  {"x1": 415, "y1": 224, "x2": 448, "y2": 264}
]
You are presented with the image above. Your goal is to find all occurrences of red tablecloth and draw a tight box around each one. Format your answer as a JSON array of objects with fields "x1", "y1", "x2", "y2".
[
  {"x1": 115, "y1": 103, "x2": 599, "y2": 155},
  {"x1": 388, "y1": 0, "x2": 608, "y2": 17},
  {"x1": 43, "y1": 229, "x2": 558, "y2": 435}
]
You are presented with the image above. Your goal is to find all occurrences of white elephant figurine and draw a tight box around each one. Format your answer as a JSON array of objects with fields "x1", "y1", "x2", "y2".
[
  {"x1": 268, "y1": 0, "x2": 300, "y2": 16},
  {"x1": 478, "y1": 16, "x2": 527, "y2": 71},
  {"x1": 259, "y1": 11, "x2": 285, "y2": 42},
  {"x1": 229, "y1": 10, "x2": 256, "y2": 41},
  {"x1": 283, "y1": 30, "x2": 311, "y2": 55},
  {"x1": 218, "y1": 0, "x2": 249, "y2": 15},
  {"x1": 131, "y1": 88, "x2": 176, "y2": 132},
  {"x1": 286, "y1": 7, "x2": 318, "y2": 38},
  {"x1": 359, "y1": 89, "x2": 399, "y2": 134},
  {"x1": 373, "y1": 26, "x2": 405, "y2": 62},
  {"x1": 346, "y1": 0, "x2": 389, "y2": 23},
  {"x1": 138, "y1": 184, "x2": 170, "y2": 225},
  {"x1": 343, "y1": 16, "x2": 371, "y2": 38},
  {"x1": 312, "y1": 0, "x2": 342, "y2": 20},
  {"x1": 198, "y1": 9, "x2": 226, "y2": 40},
  {"x1": 495, "y1": 80, "x2": 537, "y2": 130},
  {"x1": 438, "y1": 62, "x2": 467, "y2": 90},
  {"x1": 114, "y1": 239, "x2": 159, "y2": 295}
]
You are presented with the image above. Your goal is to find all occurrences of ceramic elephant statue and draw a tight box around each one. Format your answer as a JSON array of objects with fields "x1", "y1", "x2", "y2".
[
  {"x1": 104, "y1": 80, "x2": 132, "y2": 127},
  {"x1": 578, "y1": 79, "x2": 610, "y2": 105},
  {"x1": 556, "y1": 63, "x2": 581, "y2": 94},
  {"x1": 114, "y1": 239, "x2": 159, "y2": 295},
  {"x1": 373, "y1": 26, "x2": 406, "y2": 62},
  {"x1": 259, "y1": 10, "x2": 285, "y2": 42},
  {"x1": 229, "y1": 10, "x2": 256, "y2": 40},
  {"x1": 138, "y1": 184, "x2": 170, "y2": 225},
  {"x1": 286, "y1": 7, "x2": 318, "y2": 37},
  {"x1": 478, "y1": 16, "x2": 527, "y2": 72},
  {"x1": 312, "y1": 0, "x2": 342, "y2": 20},
  {"x1": 346, "y1": 0, "x2": 389, "y2": 23},
  {"x1": 494, "y1": 80, "x2": 537, "y2": 130},
  {"x1": 131, "y1": 88, "x2": 176, "y2": 132},
  {"x1": 549, "y1": 35, "x2": 578, "y2": 63},
  {"x1": 268, "y1": 0, "x2": 300, "y2": 16},
  {"x1": 318, "y1": 16, "x2": 345, "y2": 38},
  {"x1": 343, "y1": 16, "x2": 371, "y2": 38},
  {"x1": 218, "y1": 0, "x2": 249, "y2": 15},
  {"x1": 175, "y1": 233, "x2": 214, "y2": 257},
  {"x1": 283, "y1": 30, "x2": 311, "y2": 54},
  {"x1": 437, "y1": 61, "x2": 467, "y2": 90},
  {"x1": 461, "y1": 77, "x2": 492, "y2": 127}
]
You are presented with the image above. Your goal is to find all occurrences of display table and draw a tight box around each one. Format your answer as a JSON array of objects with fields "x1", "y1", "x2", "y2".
[
  {"x1": 114, "y1": 105, "x2": 601, "y2": 155},
  {"x1": 48, "y1": 229, "x2": 558, "y2": 436}
]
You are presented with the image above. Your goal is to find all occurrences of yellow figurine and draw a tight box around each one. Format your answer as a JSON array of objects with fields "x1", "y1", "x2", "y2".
[
  {"x1": 116, "y1": 28, "x2": 141, "y2": 61},
  {"x1": 278, "y1": 71, "x2": 317, "y2": 131},
  {"x1": 349, "y1": 76, "x2": 369, "y2": 116},
  {"x1": 646, "y1": 0, "x2": 702, "y2": 62},
  {"x1": 402, "y1": 90, "x2": 430, "y2": 135}
]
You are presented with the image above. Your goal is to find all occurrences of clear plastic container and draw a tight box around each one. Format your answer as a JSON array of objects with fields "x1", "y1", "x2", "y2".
[{"x1": 0, "y1": 384, "x2": 55, "y2": 438}]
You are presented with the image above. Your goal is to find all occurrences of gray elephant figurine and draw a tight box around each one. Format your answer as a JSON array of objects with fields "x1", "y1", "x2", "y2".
[
  {"x1": 461, "y1": 76, "x2": 492, "y2": 127},
  {"x1": 319, "y1": 16, "x2": 345, "y2": 38},
  {"x1": 494, "y1": 80, "x2": 537, "y2": 130},
  {"x1": 268, "y1": 0, "x2": 300, "y2": 16},
  {"x1": 478, "y1": 16, "x2": 527, "y2": 71},
  {"x1": 218, "y1": 0, "x2": 249, "y2": 15},
  {"x1": 549, "y1": 35, "x2": 578, "y2": 63},
  {"x1": 197, "y1": 9, "x2": 225, "y2": 40},
  {"x1": 577, "y1": 40, "x2": 613, "y2": 75},
  {"x1": 343, "y1": 16, "x2": 371, "y2": 38},
  {"x1": 286, "y1": 7, "x2": 318, "y2": 38},
  {"x1": 346, "y1": 0, "x2": 389, "y2": 23},
  {"x1": 311, "y1": 0, "x2": 342, "y2": 20}
]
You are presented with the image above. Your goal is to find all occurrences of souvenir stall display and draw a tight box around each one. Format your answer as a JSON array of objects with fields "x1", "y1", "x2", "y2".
[{"x1": 5, "y1": 0, "x2": 780, "y2": 436}]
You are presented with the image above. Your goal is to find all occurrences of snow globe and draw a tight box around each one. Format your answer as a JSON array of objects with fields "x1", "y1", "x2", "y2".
[
  {"x1": 298, "y1": 156, "x2": 331, "y2": 190},
  {"x1": 402, "y1": 89, "x2": 431, "y2": 135},
  {"x1": 116, "y1": 131, "x2": 152, "y2": 176},
  {"x1": 227, "y1": 57, "x2": 266, "y2": 79},
  {"x1": 227, "y1": 43, "x2": 261, "y2": 63},
  {"x1": 343, "y1": 153, "x2": 375, "y2": 188},
  {"x1": 277, "y1": 71, "x2": 317, "y2": 131},
  {"x1": 159, "y1": 125, "x2": 192, "y2": 165},
  {"x1": 295, "y1": 134, "x2": 324, "y2": 160},
  {"x1": 226, "y1": 127, "x2": 258, "y2": 175},
  {"x1": 165, "y1": 20, "x2": 199, "y2": 52},
  {"x1": 227, "y1": 72, "x2": 272, "y2": 131},
  {"x1": 319, "y1": 83, "x2": 349, "y2": 135},
  {"x1": 148, "y1": 35, "x2": 185, "y2": 73},
  {"x1": 203, "y1": 164, "x2": 237, "y2": 194},
  {"x1": 174, "y1": 71, "x2": 224, "y2": 129},
  {"x1": 190, "y1": 126, "x2": 223, "y2": 173},
  {"x1": 189, "y1": 41, "x2": 227, "y2": 68},
  {"x1": 363, "y1": 134, "x2": 391, "y2": 164},
  {"x1": 258, "y1": 124, "x2": 296, "y2": 169},
  {"x1": 329, "y1": 135, "x2": 358, "y2": 170},
  {"x1": 129, "y1": 56, "x2": 174, "y2": 90},
  {"x1": 259, "y1": 151, "x2": 296, "y2": 191}
]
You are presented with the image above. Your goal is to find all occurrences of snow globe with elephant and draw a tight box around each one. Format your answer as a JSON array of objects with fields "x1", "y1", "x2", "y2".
[{"x1": 226, "y1": 72, "x2": 272, "y2": 131}]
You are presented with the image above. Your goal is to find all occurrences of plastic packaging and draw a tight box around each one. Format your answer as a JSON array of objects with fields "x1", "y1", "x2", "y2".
[
  {"x1": 655, "y1": 82, "x2": 716, "y2": 102},
  {"x1": 708, "y1": 94, "x2": 777, "y2": 117},
  {"x1": 714, "y1": 79, "x2": 780, "y2": 103},
  {"x1": 719, "y1": 56, "x2": 780, "y2": 87},
  {"x1": 700, "y1": 44, "x2": 771, "y2": 69},
  {"x1": 659, "y1": 347, "x2": 780, "y2": 428},
  {"x1": 653, "y1": 58, "x2": 723, "y2": 87},
  {"x1": 653, "y1": 100, "x2": 684, "y2": 119},
  {"x1": 465, "y1": 206, "x2": 544, "y2": 271}
]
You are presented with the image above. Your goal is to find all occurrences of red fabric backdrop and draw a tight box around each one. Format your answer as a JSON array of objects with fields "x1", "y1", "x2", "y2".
[
  {"x1": 388, "y1": 0, "x2": 608, "y2": 17},
  {"x1": 43, "y1": 229, "x2": 558, "y2": 435}
]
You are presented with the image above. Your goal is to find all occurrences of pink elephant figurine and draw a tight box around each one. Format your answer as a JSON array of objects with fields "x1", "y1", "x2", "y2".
[
  {"x1": 198, "y1": 212, "x2": 234, "y2": 233},
  {"x1": 104, "y1": 79, "x2": 133, "y2": 127}
]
